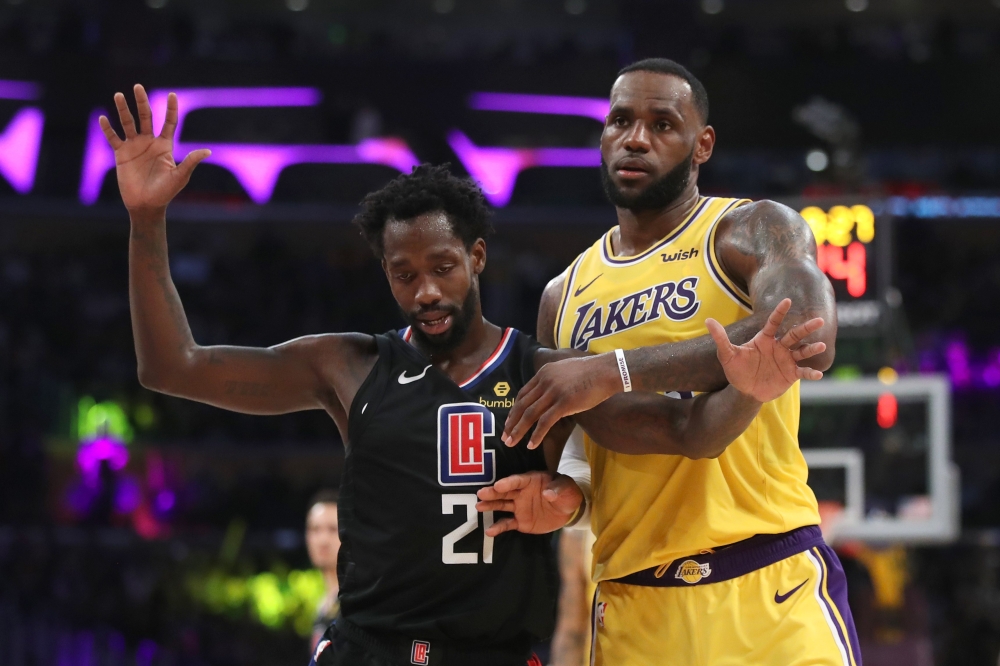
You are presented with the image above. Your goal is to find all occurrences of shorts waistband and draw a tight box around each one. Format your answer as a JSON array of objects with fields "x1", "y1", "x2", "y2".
[
  {"x1": 608, "y1": 525, "x2": 824, "y2": 588},
  {"x1": 335, "y1": 618, "x2": 531, "y2": 666}
]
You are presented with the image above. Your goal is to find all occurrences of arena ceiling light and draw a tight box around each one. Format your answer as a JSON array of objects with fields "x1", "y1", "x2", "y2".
[
  {"x1": 805, "y1": 148, "x2": 830, "y2": 172},
  {"x1": 79, "y1": 87, "x2": 420, "y2": 205},
  {"x1": 0, "y1": 79, "x2": 44, "y2": 195}
]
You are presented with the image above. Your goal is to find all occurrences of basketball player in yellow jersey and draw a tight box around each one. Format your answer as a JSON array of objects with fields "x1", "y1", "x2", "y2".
[{"x1": 482, "y1": 59, "x2": 860, "y2": 666}]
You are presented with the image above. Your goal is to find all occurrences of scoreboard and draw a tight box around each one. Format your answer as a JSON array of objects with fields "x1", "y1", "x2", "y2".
[{"x1": 800, "y1": 203, "x2": 875, "y2": 300}]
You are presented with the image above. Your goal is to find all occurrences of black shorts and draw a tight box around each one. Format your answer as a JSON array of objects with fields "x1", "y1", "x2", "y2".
[{"x1": 308, "y1": 621, "x2": 543, "y2": 666}]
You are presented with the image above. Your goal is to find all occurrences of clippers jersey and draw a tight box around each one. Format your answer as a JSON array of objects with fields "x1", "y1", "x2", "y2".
[
  {"x1": 337, "y1": 327, "x2": 558, "y2": 647},
  {"x1": 554, "y1": 196, "x2": 821, "y2": 582}
]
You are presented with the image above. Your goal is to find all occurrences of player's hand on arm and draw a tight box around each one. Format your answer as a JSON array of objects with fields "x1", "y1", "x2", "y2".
[
  {"x1": 504, "y1": 200, "x2": 837, "y2": 446},
  {"x1": 475, "y1": 472, "x2": 584, "y2": 536},
  {"x1": 107, "y1": 86, "x2": 374, "y2": 417},
  {"x1": 575, "y1": 299, "x2": 827, "y2": 458}
]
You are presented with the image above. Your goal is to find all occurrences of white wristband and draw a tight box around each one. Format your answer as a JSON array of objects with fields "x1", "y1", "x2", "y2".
[{"x1": 614, "y1": 348, "x2": 632, "y2": 392}]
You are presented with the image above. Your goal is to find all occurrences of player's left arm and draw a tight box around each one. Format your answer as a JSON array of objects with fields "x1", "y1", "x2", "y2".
[
  {"x1": 712, "y1": 199, "x2": 837, "y2": 372},
  {"x1": 502, "y1": 200, "x2": 837, "y2": 446}
]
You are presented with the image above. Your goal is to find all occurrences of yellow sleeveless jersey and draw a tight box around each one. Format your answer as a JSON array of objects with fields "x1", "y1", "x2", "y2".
[{"x1": 554, "y1": 196, "x2": 820, "y2": 582}]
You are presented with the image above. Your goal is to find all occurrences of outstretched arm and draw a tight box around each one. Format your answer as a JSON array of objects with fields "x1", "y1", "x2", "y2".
[
  {"x1": 503, "y1": 200, "x2": 836, "y2": 444},
  {"x1": 107, "y1": 85, "x2": 374, "y2": 425}
]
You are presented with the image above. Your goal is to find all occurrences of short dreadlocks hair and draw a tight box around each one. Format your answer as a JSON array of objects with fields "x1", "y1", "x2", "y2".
[{"x1": 353, "y1": 164, "x2": 494, "y2": 257}]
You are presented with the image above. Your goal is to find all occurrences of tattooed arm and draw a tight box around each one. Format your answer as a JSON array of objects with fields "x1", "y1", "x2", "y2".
[
  {"x1": 108, "y1": 85, "x2": 374, "y2": 432},
  {"x1": 503, "y1": 200, "x2": 836, "y2": 445},
  {"x1": 625, "y1": 200, "x2": 837, "y2": 387}
]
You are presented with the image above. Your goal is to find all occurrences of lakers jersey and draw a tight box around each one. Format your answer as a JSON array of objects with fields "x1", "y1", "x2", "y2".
[{"x1": 554, "y1": 196, "x2": 821, "y2": 582}]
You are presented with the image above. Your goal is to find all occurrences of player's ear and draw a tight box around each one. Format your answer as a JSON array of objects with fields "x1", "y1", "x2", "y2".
[
  {"x1": 470, "y1": 239, "x2": 487, "y2": 275},
  {"x1": 693, "y1": 125, "x2": 715, "y2": 166}
]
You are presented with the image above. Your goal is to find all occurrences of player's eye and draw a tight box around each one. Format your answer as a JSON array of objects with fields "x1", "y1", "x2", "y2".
[
  {"x1": 435, "y1": 264, "x2": 454, "y2": 275},
  {"x1": 612, "y1": 116, "x2": 628, "y2": 127},
  {"x1": 656, "y1": 120, "x2": 671, "y2": 131}
]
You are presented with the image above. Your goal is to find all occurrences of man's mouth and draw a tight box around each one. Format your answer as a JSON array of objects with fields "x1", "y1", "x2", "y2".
[
  {"x1": 614, "y1": 158, "x2": 652, "y2": 181},
  {"x1": 415, "y1": 312, "x2": 453, "y2": 336}
]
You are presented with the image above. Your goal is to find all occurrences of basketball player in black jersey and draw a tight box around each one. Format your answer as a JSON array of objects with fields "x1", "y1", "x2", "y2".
[{"x1": 101, "y1": 85, "x2": 826, "y2": 666}]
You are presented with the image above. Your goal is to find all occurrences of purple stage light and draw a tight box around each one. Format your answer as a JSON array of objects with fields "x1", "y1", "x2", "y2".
[
  {"x1": 154, "y1": 489, "x2": 176, "y2": 513},
  {"x1": 468, "y1": 92, "x2": 609, "y2": 123},
  {"x1": 0, "y1": 79, "x2": 41, "y2": 101},
  {"x1": 79, "y1": 109, "x2": 116, "y2": 204},
  {"x1": 77, "y1": 437, "x2": 129, "y2": 482},
  {"x1": 114, "y1": 476, "x2": 142, "y2": 514},
  {"x1": 944, "y1": 340, "x2": 972, "y2": 388},
  {"x1": 447, "y1": 130, "x2": 599, "y2": 206},
  {"x1": 147, "y1": 87, "x2": 321, "y2": 138},
  {"x1": 80, "y1": 88, "x2": 420, "y2": 205},
  {"x1": 0, "y1": 107, "x2": 44, "y2": 193}
]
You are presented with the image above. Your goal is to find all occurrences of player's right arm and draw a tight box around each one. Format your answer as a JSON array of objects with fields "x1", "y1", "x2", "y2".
[
  {"x1": 106, "y1": 85, "x2": 375, "y2": 420},
  {"x1": 519, "y1": 272, "x2": 823, "y2": 456}
]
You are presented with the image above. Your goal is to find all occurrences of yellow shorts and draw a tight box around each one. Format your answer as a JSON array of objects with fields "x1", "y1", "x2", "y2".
[{"x1": 591, "y1": 544, "x2": 861, "y2": 666}]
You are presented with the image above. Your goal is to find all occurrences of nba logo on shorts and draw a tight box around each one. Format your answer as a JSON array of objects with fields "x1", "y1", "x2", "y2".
[
  {"x1": 596, "y1": 601, "x2": 607, "y2": 628},
  {"x1": 437, "y1": 403, "x2": 497, "y2": 486},
  {"x1": 411, "y1": 640, "x2": 430, "y2": 665}
]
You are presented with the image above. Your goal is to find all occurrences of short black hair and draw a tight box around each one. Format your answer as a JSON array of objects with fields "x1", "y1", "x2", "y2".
[
  {"x1": 353, "y1": 163, "x2": 494, "y2": 257},
  {"x1": 616, "y1": 58, "x2": 709, "y2": 124},
  {"x1": 310, "y1": 488, "x2": 339, "y2": 508}
]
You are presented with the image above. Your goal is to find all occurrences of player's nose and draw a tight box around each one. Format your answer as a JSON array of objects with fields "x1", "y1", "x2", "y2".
[
  {"x1": 622, "y1": 122, "x2": 651, "y2": 152},
  {"x1": 413, "y1": 274, "x2": 443, "y2": 305}
]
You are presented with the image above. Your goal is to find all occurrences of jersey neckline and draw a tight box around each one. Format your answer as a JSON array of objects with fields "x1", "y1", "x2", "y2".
[
  {"x1": 601, "y1": 196, "x2": 710, "y2": 267},
  {"x1": 398, "y1": 326, "x2": 518, "y2": 391}
]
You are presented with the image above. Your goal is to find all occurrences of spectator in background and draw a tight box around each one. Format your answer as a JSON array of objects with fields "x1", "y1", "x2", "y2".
[{"x1": 305, "y1": 489, "x2": 341, "y2": 651}]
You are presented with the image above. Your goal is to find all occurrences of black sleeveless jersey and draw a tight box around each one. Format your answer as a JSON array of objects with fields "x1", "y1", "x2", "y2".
[{"x1": 337, "y1": 327, "x2": 558, "y2": 648}]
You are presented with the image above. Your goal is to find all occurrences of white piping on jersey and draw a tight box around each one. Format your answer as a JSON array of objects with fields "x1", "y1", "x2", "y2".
[
  {"x1": 597, "y1": 197, "x2": 711, "y2": 268},
  {"x1": 458, "y1": 327, "x2": 515, "y2": 389},
  {"x1": 554, "y1": 254, "x2": 585, "y2": 349},
  {"x1": 400, "y1": 326, "x2": 517, "y2": 390},
  {"x1": 702, "y1": 198, "x2": 753, "y2": 312}
]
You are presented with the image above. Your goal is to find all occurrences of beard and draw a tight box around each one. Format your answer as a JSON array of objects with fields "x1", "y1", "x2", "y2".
[
  {"x1": 402, "y1": 285, "x2": 479, "y2": 354},
  {"x1": 601, "y1": 149, "x2": 695, "y2": 213}
]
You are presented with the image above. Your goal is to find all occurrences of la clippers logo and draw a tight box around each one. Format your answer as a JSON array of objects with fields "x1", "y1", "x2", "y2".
[
  {"x1": 411, "y1": 640, "x2": 430, "y2": 665},
  {"x1": 437, "y1": 403, "x2": 497, "y2": 486}
]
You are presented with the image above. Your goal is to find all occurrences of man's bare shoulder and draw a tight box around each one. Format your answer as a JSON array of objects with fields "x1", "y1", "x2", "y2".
[
  {"x1": 719, "y1": 199, "x2": 809, "y2": 236},
  {"x1": 716, "y1": 198, "x2": 817, "y2": 265}
]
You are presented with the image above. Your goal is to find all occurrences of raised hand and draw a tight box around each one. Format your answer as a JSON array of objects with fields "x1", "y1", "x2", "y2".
[
  {"x1": 100, "y1": 84, "x2": 210, "y2": 214},
  {"x1": 705, "y1": 298, "x2": 826, "y2": 403},
  {"x1": 475, "y1": 472, "x2": 584, "y2": 536}
]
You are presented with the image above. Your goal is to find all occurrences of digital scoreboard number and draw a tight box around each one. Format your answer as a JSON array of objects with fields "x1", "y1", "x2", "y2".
[{"x1": 800, "y1": 204, "x2": 876, "y2": 301}]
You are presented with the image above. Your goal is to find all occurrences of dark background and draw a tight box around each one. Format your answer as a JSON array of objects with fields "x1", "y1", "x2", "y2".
[{"x1": 3, "y1": 0, "x2": 1000, "y2": 664}]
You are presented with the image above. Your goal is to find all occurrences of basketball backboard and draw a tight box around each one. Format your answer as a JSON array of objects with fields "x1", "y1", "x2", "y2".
[{"x1": 799, "y1": 375, "x2": 959, "y2": 544}]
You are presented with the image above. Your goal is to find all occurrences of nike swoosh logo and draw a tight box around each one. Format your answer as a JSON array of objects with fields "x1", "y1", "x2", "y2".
[
  {"x1": 574, "y1": 274, "x2": 603, "y2": 297},
  {"x1": 398, "y1": 365, "x2": 431, "y2": 385},
  {"x1": 774, "y1": 579, "x2": 809, "y2": 604}
]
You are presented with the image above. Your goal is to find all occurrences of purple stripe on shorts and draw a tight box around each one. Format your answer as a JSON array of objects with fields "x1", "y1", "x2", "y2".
[{"x1": 815, "y1": 545, "x2": 864, "y2": 666}]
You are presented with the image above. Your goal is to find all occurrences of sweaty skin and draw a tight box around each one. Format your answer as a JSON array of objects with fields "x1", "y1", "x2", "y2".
[{"x1": 502, "y1": 70, "x2": 837, "y2": 447}]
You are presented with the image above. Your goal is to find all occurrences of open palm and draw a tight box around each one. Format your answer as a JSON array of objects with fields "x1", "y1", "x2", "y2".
[
  {"x1": 706, "y1": 298, "x2": 827, "y2": 403},
  {"x1": 100, "y1": 84, "x2": 210, "y2": 212}
]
